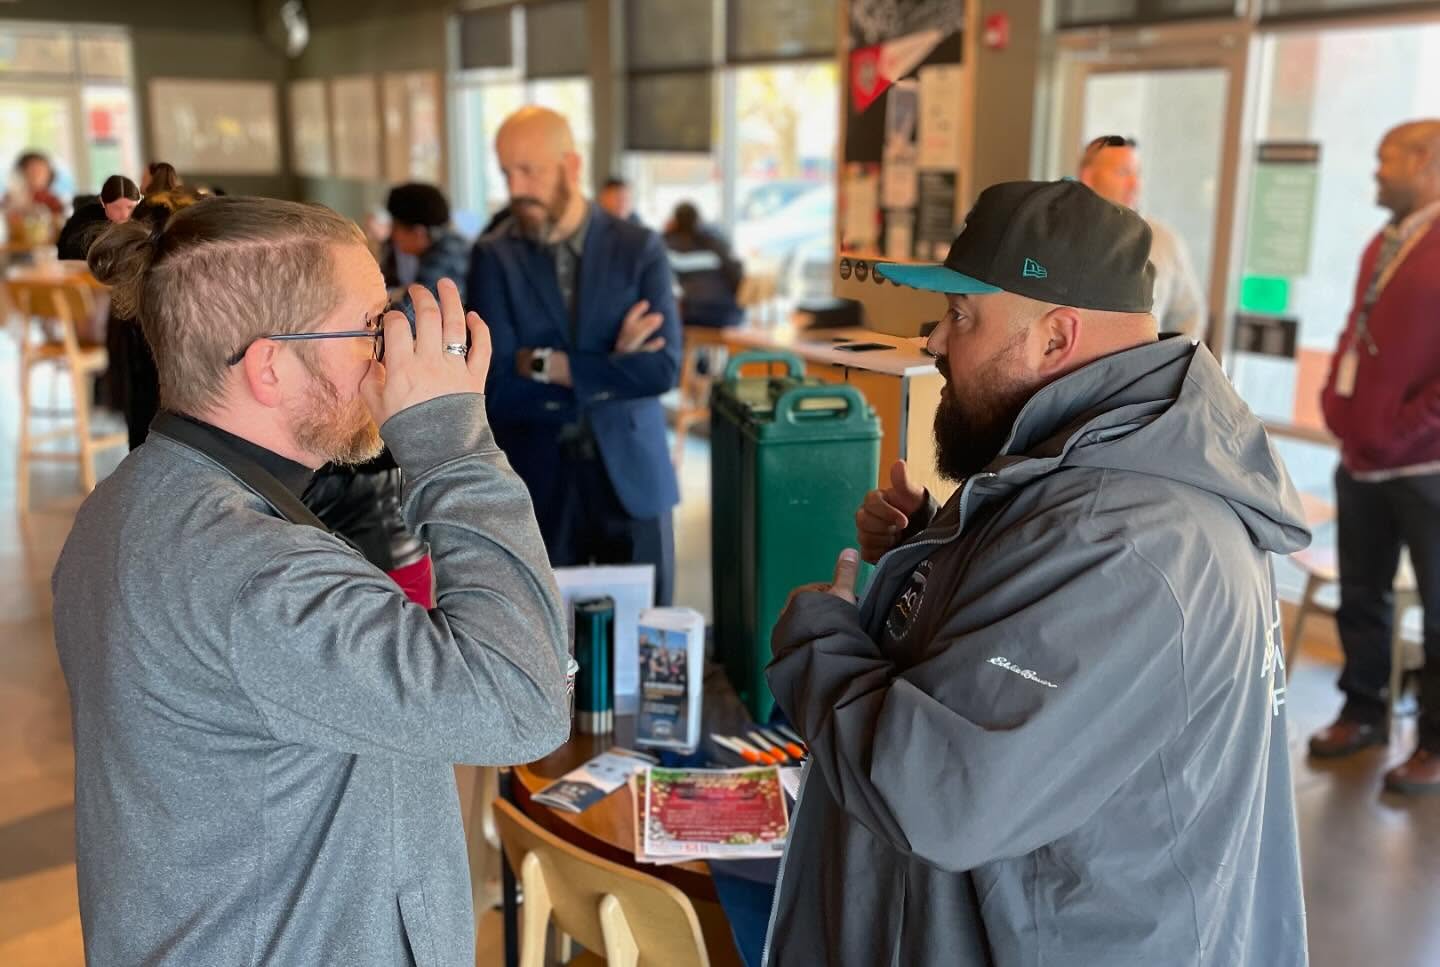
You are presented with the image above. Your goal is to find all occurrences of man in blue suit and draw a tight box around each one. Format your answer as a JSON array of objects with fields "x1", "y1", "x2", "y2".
[{"x1": 467, "y1": 106, "x2": 681, "y2": 604}]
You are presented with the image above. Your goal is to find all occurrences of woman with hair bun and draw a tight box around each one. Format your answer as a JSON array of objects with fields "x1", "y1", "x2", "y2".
[
  {"x1": 92, "y1": 185, "x2": 205, "y2": 448},
  {"x1": 140, "y1": 161, "x2": 181, "y2": 195},
  {"x1": 58, "y1": 174, "x2": 142, "y2": 261}
]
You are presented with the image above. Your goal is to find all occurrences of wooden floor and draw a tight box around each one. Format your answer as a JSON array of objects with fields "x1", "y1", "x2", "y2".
[{"x1": 3, "y1": 337, "x2": 1437, "y2": 965}]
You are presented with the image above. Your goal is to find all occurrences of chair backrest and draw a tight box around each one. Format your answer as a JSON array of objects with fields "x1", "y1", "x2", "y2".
[
  {"x1": 492, "y1": 797, "x2": 710, "y2": 967},
  {"x1": 6, "y1": 277, "x2": 101, "y2": 358}
]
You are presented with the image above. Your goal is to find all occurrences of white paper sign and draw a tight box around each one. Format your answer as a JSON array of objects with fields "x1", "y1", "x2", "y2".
[
  {"x1": 919, "y1": 65, "x2": 964, "y2": 170},
  {"x1": 554, "y1": 565, "x2": 656, "y2": 714},
  {"x1": 882, "y1": 80, "x2": 919, "y2": 210}
]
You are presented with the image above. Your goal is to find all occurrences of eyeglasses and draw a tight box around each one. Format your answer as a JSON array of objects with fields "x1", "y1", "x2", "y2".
[
  {"x1": 1081, "y1": 135, "x2": 1138, "y2": 167},
  {"x1": 225, "y1": 313, "x2": 387, "y2": 367}
]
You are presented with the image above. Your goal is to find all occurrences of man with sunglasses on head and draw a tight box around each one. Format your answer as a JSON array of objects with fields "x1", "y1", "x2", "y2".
[
  {"x1": 1079, "y1": 134, "x2": 1208, "y2": 342},
  {"x1": 53, "y1": 195, "x2": 570, "y2": 966}
]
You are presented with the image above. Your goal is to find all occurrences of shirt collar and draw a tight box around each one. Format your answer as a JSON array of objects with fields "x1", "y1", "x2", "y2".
[
  {"x1": 552, "y1": 202, "x2": 591, "y2": 257},
  {"x1": 1390, "y1": 198, "x2": 1440, "y2": 239},
  {"x1": 177, "y1": 414, "x2": 315, "y2": 498}
]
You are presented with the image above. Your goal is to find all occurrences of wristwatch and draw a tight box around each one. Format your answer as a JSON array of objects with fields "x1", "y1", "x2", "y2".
[{"x1": 530, "y1": 347, "x2": 553, "y2": 383}]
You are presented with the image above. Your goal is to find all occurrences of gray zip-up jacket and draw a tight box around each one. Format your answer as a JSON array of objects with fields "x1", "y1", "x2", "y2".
[
  {"x1": 764, "y1": 339, "x2": 1310, "y2": 966},
  {"x1": 52, "y1": 393, "x2": 570, "y2": 966}
]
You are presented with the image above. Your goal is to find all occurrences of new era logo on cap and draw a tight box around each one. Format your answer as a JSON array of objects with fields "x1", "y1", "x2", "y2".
[{"x1": 1022, "y1": 258, "x2": 1048, "y2": 279}]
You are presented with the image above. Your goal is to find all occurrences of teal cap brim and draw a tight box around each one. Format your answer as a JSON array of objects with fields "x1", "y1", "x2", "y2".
[{"x1": 876, "y1": 262, "x2": 1003, "y2": 294}]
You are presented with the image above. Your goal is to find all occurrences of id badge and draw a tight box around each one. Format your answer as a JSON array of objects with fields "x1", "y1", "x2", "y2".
[{"x1": 1335, "y1": 347, "x2": 1358, "y2": 398}]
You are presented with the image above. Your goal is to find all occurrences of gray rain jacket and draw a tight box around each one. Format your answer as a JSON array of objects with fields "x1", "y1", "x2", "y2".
[
  {"x1": 52, "y1": 394, "x2": 570, "y2": 966},
  {"x1": 764, "y1": 338, "x2": 1310, "y2": 966}
]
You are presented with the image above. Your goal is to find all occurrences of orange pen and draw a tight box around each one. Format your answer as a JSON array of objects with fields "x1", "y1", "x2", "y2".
[
  {"x1": 748, "y1": 731, "x2": 791, "y2": 763},
  {"x1": 761, "y1": 728, "x2": 806, "y2": 760},
  {"x1": 712, "y1": 734, "x2": 769, "y2": 765},
  {"x1": 730, "y1": 736, "x2": 783, "y2": 765}
]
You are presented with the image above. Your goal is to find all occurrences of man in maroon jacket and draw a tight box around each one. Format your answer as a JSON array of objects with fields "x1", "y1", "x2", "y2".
[{"x1": 1311, "y1": 119, "x2": 1440, "y2": 794}]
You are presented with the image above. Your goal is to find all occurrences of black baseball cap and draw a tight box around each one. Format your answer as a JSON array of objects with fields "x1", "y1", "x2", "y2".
[
  {"x1": 877, "y1": 180, "x2": 1155, "y2": 313},
  {"x1": 386, "y1": 182, "x2": 451, "y2": 228}
]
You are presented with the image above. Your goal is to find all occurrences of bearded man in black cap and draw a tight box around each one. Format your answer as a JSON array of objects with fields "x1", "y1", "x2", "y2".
[{"x1": 762, "y1": 180, "x2": 1311, "y2": 967}]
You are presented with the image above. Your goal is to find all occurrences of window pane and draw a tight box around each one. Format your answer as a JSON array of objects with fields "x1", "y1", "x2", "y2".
[
  {"x1": 82, "y1": 86, "x2": 141, "y2": 189},
  {"x1": 1263, "y1": 0, "x2": 1438, "y2": 16},
  {"x1": 1223, "y1": 20, "x2": 1440, "y2": 557},
  {"x1": 628, "y1": 72, "x2": 714, "y2": 152},
  {"x1": 729, "y1": 0, "x2": 834, "y2": 62},
  {"x1": 625, "y1": 152, "x2": 721, "y2": 233},
  {"x1": 731, "y1": 62, "x2": 838, "y2": 301},
  {"x1": 628, "y1": 0, "x2": 715, "y2": 71},
  {"x1": 0, "y1": 27, "x2": 76, "y2": 78},
  {"x1": 458, "y1": 7, "x2": 514, "y2": 71},
  {"x1": 525, "y1": 0, "x2": 588, "y2": 79},
  {"x1": 1057, "y1": 0, "x2": 1236, "y2": 26},
  {"x1": 78, "y1": 34, "x2": 130, "y2": 82},
  {"x1": 532, "y1": 77, "x2": 594, "y2": 191}
]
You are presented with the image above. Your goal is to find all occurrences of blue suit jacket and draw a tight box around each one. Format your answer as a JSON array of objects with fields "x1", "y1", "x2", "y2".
[{"x1": 466, "y1": 206, "x2": 681, "y2": 520}]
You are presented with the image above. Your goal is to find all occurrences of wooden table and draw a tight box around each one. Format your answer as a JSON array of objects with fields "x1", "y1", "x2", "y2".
[
  {"x1": 509, "y1": 666, "x2": 764, "y2": 966},
  {"x1": 722, "y1": 324, "x2": 957, "y2": 503}
]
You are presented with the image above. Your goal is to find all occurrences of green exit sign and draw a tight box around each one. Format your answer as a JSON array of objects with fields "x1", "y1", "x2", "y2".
[{"x1": 1240, "y1": 275, "x2": 1290, "y2": 315}]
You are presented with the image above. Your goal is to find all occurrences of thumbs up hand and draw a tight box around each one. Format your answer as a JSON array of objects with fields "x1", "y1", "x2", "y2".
[
  {"x1": 783, "y1": 548, "x2": 862, "y2": 613},
  {"x1": 855, "y1": 460, "x2": 928, "y2": 564}
]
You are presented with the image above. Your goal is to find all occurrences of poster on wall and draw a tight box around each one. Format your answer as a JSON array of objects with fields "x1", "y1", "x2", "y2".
[
  {"x1": 842, "y1": 163, "x2": 881, "y2": 253},
  {"x1": 330, "y1": 75, "x2": 381, "y2": 181},
  {"x1": 1242, "y1": 142, "x2": 1321, "y2": 279},
  {"x1": 885, "y1": 209, "x2": 914, "y2": 261},
  {"x1": 918, "y1": 65, "x2": 963, "y2": 170},
  {"x1": 915, "y1": 170, "x2": 957, "y2": 261},
  {"x1": 288, "y1": 79, "x2": 331, "y2": 178},
  {"x1": 881, "y1": 80, "x2": 919, "y2": 210},
  {"x1": 844, "y1": 0, "x2": 965, "y2": 165},
  {"x1": 382, "y1": 71, "x2": 444, "y2": 184},
  {"x1": 148, "y1": 79, "x2": 281, "y2": 175}
]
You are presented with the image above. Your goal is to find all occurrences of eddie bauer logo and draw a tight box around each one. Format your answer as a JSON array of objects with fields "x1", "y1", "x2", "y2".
[{"x1": 987, "y1": 656, "x2": 1059, "y2": 689}]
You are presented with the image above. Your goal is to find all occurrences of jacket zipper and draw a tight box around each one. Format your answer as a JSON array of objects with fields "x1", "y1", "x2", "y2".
[{"x1": 760, "y1": 471, "x2": 994, "y2": 965}]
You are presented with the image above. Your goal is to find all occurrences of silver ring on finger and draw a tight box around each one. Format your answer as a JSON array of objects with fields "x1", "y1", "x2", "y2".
[{"x1": 443, "y1": 343, "x2": 468, "y2": 357}]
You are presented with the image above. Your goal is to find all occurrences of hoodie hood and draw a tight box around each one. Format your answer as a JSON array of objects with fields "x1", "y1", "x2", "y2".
[{"x1": 981, "y1": 337, "x2": 1309, "y2": 555}]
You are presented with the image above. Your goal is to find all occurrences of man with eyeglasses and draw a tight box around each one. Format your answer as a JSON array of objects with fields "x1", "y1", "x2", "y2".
[
  {"x1": 54, "y1": 195, "x2": 570, "y2": 965},
  {"x1": 1079, "y1": 134, "x2": 1209, "y2": 341}
]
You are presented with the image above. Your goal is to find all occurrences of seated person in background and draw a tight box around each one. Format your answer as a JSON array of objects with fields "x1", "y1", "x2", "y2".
[
  {"x1": 140, "y1": 161, "x2": 181, "y2": 194},
  {"x1": 6, "y1": 150, "x2": 65, "y2": 242},
  {"x1": 58, "y1": 175, "x2": 141, "y2": 261},
  {"x1": 664, "y1": 202, "x2": 744, "y2": 329},
  {"x1": 381, "y1": 182, "x2": 470, "y2": 313},
  {"x1": 598, "y1": 175, "x2": 642, "y2": 225}
]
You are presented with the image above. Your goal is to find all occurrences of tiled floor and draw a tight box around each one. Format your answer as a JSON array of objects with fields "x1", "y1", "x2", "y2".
[{"x1": 3, "y1": 332, "x2": 1438, "y2": 965}]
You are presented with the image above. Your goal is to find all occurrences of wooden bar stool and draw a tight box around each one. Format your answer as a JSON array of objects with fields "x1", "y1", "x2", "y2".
[
  {"x1": 10, "y1": 276, "x2": 127, "y2": 510},
  {"x1": 671, "y1": 325, "x2": 732, "y2": 469}
]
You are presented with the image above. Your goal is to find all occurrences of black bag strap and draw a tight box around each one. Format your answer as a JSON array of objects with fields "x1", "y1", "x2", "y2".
[{"x1": 150, "y1": 412, "x2": 333, "y2": 534}]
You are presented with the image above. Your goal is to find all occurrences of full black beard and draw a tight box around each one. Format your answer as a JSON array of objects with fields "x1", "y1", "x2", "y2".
[
  {"x1": 512, "y1": 171, "x2": 573, "y2": 243},
  {"x1": 932, "y1": 355, "x2": 1035, "y2": 483}
]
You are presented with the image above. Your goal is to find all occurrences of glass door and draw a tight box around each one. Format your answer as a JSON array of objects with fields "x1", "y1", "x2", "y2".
[{"x1": 1047, "y1": 23, "x2": 1251, "y2": 354}]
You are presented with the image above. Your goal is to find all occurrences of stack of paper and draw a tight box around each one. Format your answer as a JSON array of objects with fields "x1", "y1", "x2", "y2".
[{"x1": 632, "y1": 766, "x2": 790, "y2": 865}]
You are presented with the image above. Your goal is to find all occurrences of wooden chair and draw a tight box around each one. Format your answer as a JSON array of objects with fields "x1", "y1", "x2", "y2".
[
  {"x1": 671, "y1": 326, "x2": 732, "y2": 469},
  {"x1": 493, "y1": 797, "x2": 709, "y2": 967},
  {"x1": 9, "y1": 277, "x2": 126, "y2": 510},
  {"x1": 1286, "y1": 492, "x2": 1422, "y2": 723}
]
